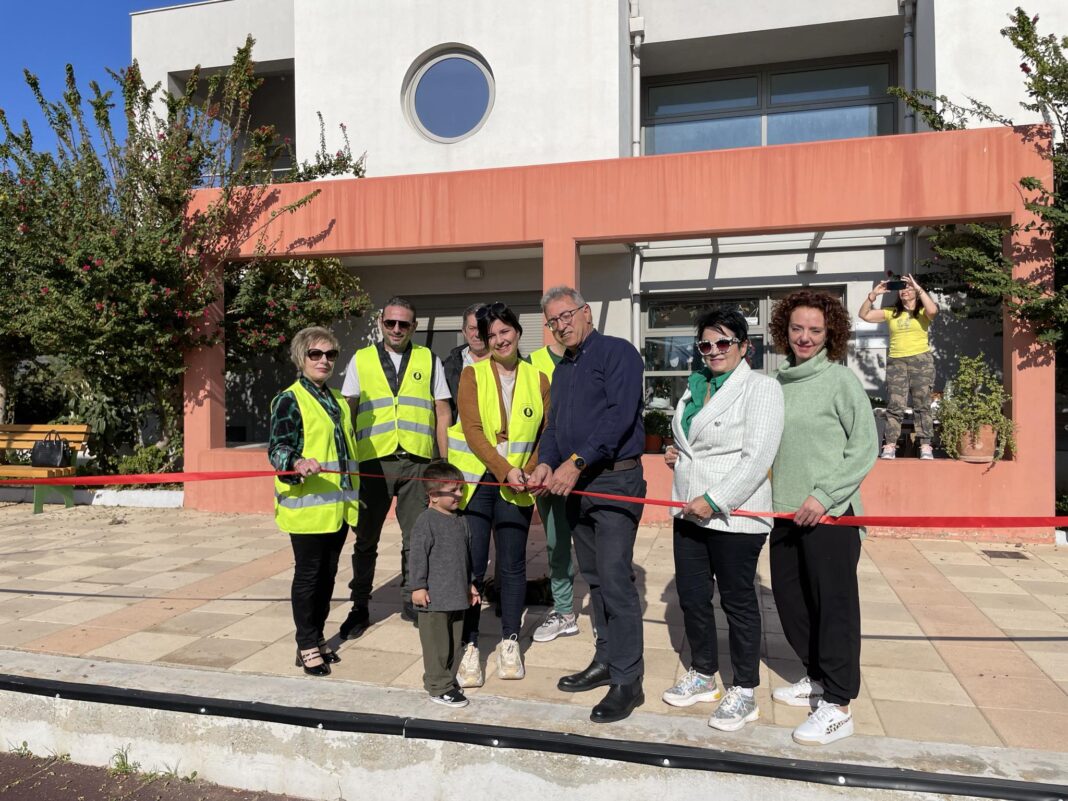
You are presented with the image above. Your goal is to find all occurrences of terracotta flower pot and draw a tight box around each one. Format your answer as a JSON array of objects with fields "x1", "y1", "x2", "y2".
[
  {"x1": 644, "y1": 434, "x2": 664, "y2": 454},
  {"x1": 957, "y1": 424, "x2": 997, "y2": 463}
]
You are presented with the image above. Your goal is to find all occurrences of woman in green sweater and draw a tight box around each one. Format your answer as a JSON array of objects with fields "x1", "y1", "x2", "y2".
[{"x1": 768, "y1": 290, "x2": 877, "y2": 746}]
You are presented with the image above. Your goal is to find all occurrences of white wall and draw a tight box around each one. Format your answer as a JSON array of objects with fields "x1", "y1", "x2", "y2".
[
  {"x1": 927, "y1": 0, "x2": 1068, "y2": 127},
  {"x1": 131, "y1": 0, "x2": 295, "y2": 90},
  {"x1": 293, "y1": 0, "x2": 629, "y2": 176}
]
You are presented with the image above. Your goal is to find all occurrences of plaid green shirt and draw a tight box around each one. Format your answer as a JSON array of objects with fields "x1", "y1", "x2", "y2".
[{"x1": 268, "y1": 376, "x2": 354, "y2": 489}]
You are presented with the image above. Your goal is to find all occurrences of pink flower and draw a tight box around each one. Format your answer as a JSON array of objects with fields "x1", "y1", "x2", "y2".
[
  {"x1": 1021, "y1": 63, "x2": 1032, "y2": 74},
  {"x1": 95, "y1": 302, "x2": 104, "y2": 311},
  {"x1": 93, "y1": 257, "x2": 103, "y2": 266},
  {"x1": 149, "y1": 277, "x2": 158, "y2": 285},
  {"x1": 278, "y1": 334, "x2": 286, "y2": 343},
  {"x1": 82, "y1": 264, "x2": 91, "y2": 272},
  {"x1": 41, "y1": 287, "x2": 49, "y2": 294}
]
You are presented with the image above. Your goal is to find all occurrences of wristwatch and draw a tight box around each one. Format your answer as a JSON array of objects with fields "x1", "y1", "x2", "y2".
[{"x1": 569, "y1": 453, "x2": 587, "y2": 471}]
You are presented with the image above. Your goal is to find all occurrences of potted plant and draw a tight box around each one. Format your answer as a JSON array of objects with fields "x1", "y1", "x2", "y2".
[
  {"x1": 937, "y1": 356, "x2": 1016, "y2": 463},
  {"x1": 643, "y1": 410, "x2": 671, "y2": 453}
]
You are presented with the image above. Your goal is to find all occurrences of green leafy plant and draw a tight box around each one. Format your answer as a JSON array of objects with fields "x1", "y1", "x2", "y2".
[
  {"x1": 938, "y1": 356, "x2": 1017, "y2": 461},
  {"x1": 643, "y1": 410, "x2": 672, "y2": 437},
  {"x1": 108, "y1": 744, "x2": 140, "y2": 776},
  {"x1": 8, "y1": 741, "x2": 32, "y2": 757}
]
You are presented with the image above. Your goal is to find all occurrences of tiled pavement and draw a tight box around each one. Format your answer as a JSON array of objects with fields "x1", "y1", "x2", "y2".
[{"x1": 1, "y1": 504, "x2": 1067, "y2": 753}]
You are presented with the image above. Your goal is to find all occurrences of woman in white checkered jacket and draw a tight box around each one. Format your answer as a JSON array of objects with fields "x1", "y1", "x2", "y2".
[{"x1": 661, "y1": 306, "x2": 784, "y2": 733}]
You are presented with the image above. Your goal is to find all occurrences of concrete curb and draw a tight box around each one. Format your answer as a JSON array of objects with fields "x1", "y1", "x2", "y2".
[{"x1": 0, "y1": 487, "x2": 183, "y2": 509}]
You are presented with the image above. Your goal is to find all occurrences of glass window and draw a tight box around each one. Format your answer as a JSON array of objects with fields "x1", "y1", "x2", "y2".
[
  {"x1": 767, "y1": 103, "x2": 893, "y2": 145},
  {"x1": 770, "y1": 64, "x2": 890, "y2": 105},
  {"x1": 407, "y1": 51, "x2": 493, "y2": 142},
  {"x1": 644, "y1": 335, "x2": 700, "y2": 372},
  {"x1": 648, "y1": 77, "x2": 759, "y2": 117},
  {"x1": 645, "y1": 115, "x2": 762, "y2": 155}
]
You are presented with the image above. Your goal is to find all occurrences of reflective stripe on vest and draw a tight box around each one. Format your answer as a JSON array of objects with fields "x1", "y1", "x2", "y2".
[
  {"x1": 274, "y1": 382, "x2": 361, "y2": 534},
  {"x1": 353, "y1": 345, "x2": 435, "y2": 460},
  {"x1": 529, "y1": 346, "x2": 558, "y2": 381},
  {"x1": 447, "y1": 359, "x2": 543, "y2": 508}
]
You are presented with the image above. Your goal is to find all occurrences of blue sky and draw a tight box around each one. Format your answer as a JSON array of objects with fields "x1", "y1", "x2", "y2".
[{"x1": 0, "y1": 1, "x2": 158, "y2": 142}]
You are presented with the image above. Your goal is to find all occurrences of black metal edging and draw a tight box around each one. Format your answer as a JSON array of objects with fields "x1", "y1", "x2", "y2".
[{"x1": 2, "y1": 674, "x2": 1065, "y2": 801}]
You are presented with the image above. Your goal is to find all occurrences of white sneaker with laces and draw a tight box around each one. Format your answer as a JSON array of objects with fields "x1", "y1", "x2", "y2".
[
  {"x1": 879, "y1": 444, "x2": 896, "y2": 460},
  {"x1": 792, "y1": 699, "x2": 854, "y2": 745},
  {"x1": 429, "y1": 688, "x2": 469, "y2": 708},
  {"x1": 497, "y1": 634, "x2": 525, "y2": 679},
  {"x1": 707, "y1": 686, "x2": 759, "y2": 732},
  {"x1": 772, "y1": 676, "x2": 823, "y2": 707},
  {"x1": 661, "y1": 668, "x2": 721, "y2": 707},
  {"x1": 457, "y1": 642, "x2": 484, "y2": 688},
  {"x1": 919, "y1": 444, "x2": 934, "y2": 460},
  {"x1": 533, "y1": 610, "x2": 579, "y2": 643}
]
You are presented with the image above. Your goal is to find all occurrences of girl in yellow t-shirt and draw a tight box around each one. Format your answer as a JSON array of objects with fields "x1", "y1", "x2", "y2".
[{"x1": 858, "y1": 274, "x2": 940, "y2": 460}]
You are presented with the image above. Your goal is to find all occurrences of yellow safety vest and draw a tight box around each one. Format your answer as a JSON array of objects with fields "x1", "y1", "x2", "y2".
[
  {"x1": 528, "y1": 346, "x2": 558, "y2": 380},
  {"x1": 274, "y1": 381, "x2": 361, "y2": 534},
  {"x1": 353, "y1": 345, "x2": 435, "y2": 460},
  {"x1": 448, "y1": 359, "x2": 543, "y2": 508}
]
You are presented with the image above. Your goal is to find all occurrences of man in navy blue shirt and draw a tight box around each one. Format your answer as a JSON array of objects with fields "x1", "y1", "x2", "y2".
[{"x1": 528, "y1": 285, "x2": 647, "y2": 723}]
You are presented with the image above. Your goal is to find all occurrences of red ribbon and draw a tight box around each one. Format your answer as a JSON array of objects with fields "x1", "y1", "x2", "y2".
[{"x1": 1, "y1": 469, "x2": 1065, "y2": 528}]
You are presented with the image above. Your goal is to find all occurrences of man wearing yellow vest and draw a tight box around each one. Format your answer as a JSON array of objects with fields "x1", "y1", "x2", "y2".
[
  {"x1": 526, "y1": 342, "x2": 580, "y2": 645},
  {"x1": 338, "y1": 297, "x2": 452, "y2": 637}
]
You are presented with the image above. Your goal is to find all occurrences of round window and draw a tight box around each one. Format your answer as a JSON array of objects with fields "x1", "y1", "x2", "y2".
[{"x1": 405, "y1": 49, "x2": 494, "y2": 143}]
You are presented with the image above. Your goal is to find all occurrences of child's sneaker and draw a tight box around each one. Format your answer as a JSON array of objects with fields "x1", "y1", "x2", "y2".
[
  {"x1": 496, "y1": 634, "x2": 525, "y2": 679},
  {"x1": 707, "y1": 686, "x2": 759, "y2": 732},
  {"x1": 533, "y1": 610, "x2": 579, "y2": 643},
  {"x1": 430, "y1": 688, "x2": 469, "y2": 708},
  {"x1": 919, "y1": 444, "x2": 934, "y2": 460},
  {"x1": 661, "y1": 668, "x2": 721, "y2": 707},
  {"x1": 457, "y1": 642, "x2": 483, "y2": 688},
  {"x1": 792, "y1": 699, "x2": 853, "y2": 745},
  {"x1": 772, "y1": 676, "x2": 823, "y2": 707},
  {"x1": 879, "y1": 444, "x2": 896, "y2": 459}
]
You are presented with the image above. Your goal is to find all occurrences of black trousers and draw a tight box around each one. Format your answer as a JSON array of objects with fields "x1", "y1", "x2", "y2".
[
  {"x1": 290, "y1": 525, "x2": 348, "y2": 650},
  {"x1": 567, "y1": 464, "x2": 646, "y2": 684},
  {"x1": 348, "y1": 455, "x2": 429, "y2": 605},
  {"x1": 769, "y1": 512, "x2": 862, "y2": 706},
  {"x1": 673, "y1": 519, "x2": 766, "y2": 688}
]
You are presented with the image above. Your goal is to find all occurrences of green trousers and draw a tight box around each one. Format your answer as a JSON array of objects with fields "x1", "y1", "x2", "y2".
[
  {"x1": 536, "y1": 494, "x2": 575, "y2": 615},
  {"x1": 417, "y1": 610, "x2": 465, "y2": 695}
]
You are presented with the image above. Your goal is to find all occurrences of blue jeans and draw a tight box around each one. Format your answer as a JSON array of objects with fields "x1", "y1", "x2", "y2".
[{"x1": 462, "y1": 476, "x2": 533, "y2": 644}]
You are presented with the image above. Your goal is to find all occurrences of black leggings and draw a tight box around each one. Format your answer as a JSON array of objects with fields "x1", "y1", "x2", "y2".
[{"x1": 290, "y1": 525, "x2": 348, "y2": 649}]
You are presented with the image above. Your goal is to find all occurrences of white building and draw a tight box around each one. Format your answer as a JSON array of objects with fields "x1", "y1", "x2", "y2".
[{"x1": 132, "y1": 0, "x2": 1067, "y2": 447}]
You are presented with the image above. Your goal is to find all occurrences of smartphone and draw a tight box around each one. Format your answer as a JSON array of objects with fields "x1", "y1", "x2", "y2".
[{"x1": 885, "y1": 279, "x2": 907, "y2": 290}]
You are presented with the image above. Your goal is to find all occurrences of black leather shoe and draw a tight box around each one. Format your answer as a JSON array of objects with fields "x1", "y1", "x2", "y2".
[
  {"x1": 338, "y1": 606, "x2": 370, "y2": 640},
  {"x1": 317, "y1": 639, "x2": 341, "y2": 664},
  {"x1": 590, "y1": 679, "x2": 644, "y2": 723},
  {"x1": 557, "y1": 661, "x2": 612, "y2": 693},
  {"x1": 295, "y1": 648, "x2": 331, "y2": 677},
  {"x1": 401, "y1": 600, "x2": 417, "y2": 625}
]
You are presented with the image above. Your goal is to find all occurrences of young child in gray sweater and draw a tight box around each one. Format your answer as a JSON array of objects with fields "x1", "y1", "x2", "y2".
[{"x1": 409, "y1": 462, "x2": 480, "y2": 707}]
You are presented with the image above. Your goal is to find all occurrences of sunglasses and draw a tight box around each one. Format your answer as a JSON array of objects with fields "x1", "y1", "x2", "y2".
[
  {"x1": 544, "y1": 305, "x2": 586, "y2": 331},
  {"x1": 382, "y1": 319, "x2": 413, "y2": 331},
  {"x1": 306, "y1": 349, "x2": 339, "y2": 362},
  {"x1": 696, "y1": 337, "x2": 740, "y2": 356},
  {"x1": 475, "y1": 301, "x2": 508, "y2": 321}
]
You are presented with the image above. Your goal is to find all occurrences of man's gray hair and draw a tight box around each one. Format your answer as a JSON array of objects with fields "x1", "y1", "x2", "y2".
[
  {"x1": 290, "y1": 326, "x2": 339, "y2": 371},
  {"x1": 540, "y1": 285, "x2": 585, "y2": 313},
  {"x1": 462, "y1": 302, "x2": 486, "y2": 325}
]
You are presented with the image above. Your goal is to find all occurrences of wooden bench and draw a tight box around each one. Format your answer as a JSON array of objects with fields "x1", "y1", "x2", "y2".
[{"x1": 0, "y1": 424, "x2": 91, "y2": 513}]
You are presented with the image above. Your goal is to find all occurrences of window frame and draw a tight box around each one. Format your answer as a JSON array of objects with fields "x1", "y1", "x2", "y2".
[
  {"x1": 404, "y1": 48, "x2": 495, "y2": 145},
  {"x1": 642, "y1": 53, "x2": 897, "y2": 154}
]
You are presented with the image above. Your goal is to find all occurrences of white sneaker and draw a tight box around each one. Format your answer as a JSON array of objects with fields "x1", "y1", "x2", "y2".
[
  {"x1": 772, "y1": 676, "x2": 823, "y2": 707},
  {"x1": 919, "y1": 444, "x2": 934, "y2": 460},
  {"x1": 707, "y1": 686, "x2": 759, "y2": 732},
  {"x1": 661, "y1": 668, "x2": 721, "y2": 707},
  {"x1": 533, "y1": 610, "x2": 579, "y2": 643},
  {"x1": 457, "y1": 643, "x2": 484, "y2": 688},
  {"x1": 496, "y1": 634, "x2": 525, "y2": 680},
  {"x1": 792, "y1": 699, "x2": 854, "y2": 745},
  {"x1": 879, "y1": 444, "x2": 896, "y2": 460}
]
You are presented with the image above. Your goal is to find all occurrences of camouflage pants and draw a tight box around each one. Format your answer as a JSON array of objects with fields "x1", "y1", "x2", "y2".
[{"x1": 884, "y1": 351, "x2": 935, "y2": 446}]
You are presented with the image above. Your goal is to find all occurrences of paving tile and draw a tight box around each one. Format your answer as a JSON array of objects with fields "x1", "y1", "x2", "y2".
[
  {"x1": 945, "y1": 576, "x2": 1026, "y2": 596},
  {"x1": 984, "y1": 708, "x2": 1068, "y2": 749},
  {"x1": 931, "y1": 563, "x2": 1006, "y2": 578},
  {"x1": 0, "y1": 619, "x2": 69, "y2": 646},
  {"x1": 874, "y1": 700, "x2": 1002, "y2": 746},
  {"x1": 19, "y1": 624, "x2": 129, "y2": 655},
  {"x1": 956, "y1": 673, "x2": 1068, "y2": 714},
  {"x1": 859, "y1": 602, "x2": 920, "y2": 623},
  {"x1": 195, "y1": 598, "x2": 276, "y2": 615},
  {"x1": 521, "y1": 632, "x2": 596, "y2": 671},
  {"x1": 965, "y1": 592, "x2": 1053, "y2": 612},
  {"x1": 936, "y1": 643, "x2": 1049, "y2": 680},
  {"x1": 0, "y1": 595, "x2": 68, "y2": 619},
  {"x1": 859, "y1": 639, "x2": 948, "y2": 672},
  {"x1": 1023, "y1": 648, "x2": 1068, "y2": 681},
  {"x1": 147, "y1": 610, "x2": 245, "y2": 637},
  {"x1": 80, "y1": 569, "x2": 159, "y2": 586},
  {"x1": 863, "y1": 666, "x2": 972, "y2": 705},
  {"x1": 22, "y1": 599, "x2": 131, "y2": 626},
  {"x1": 160, "y1": 637, "x2": 271, "y2": 669},
  {"x1": 1000, "y1": 630, "x2": 1068, "y2": 652},
  {"x1": 982, "y1": 607, "x2": 1067, "y2": 632},
  {"x1": 348, "y1": 618, "x2": 422, "y2": 655},
  {"x1": 87, "y1": 631, "x2": 199, "y2": 661},
  {"x1": 1013, "y1": 580, "x2": 1068, "y2": 596},
  {"x1": 229, "y1": 640, "x2": 305, "y2": 677},
  {"x1": 208, "y1": 615, "x2": 294, "y2": 643},
  {"x1": 860, "y1": 619, "x2": 926, "y2": 638},
  {"x1": 87, "y1": 598, "x2": 202, "y2": 631},
  {"x1": 1035, "y1": 593, "x2": 1068, "y2": 614},
  {"x1": 481, "y1": 663, "x2": 585, "y2": 705},
  {"x1": 327, "y1": 646, "x2": 421, "y2": 684}
]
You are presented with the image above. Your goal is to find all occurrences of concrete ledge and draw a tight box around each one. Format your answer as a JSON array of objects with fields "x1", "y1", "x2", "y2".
[
  {"x1": 0, "y1": 487, "x2": 184, "y2": 509},
  {"x1": 0, "y1": 651, "x2": 1064, "y2": 800}
]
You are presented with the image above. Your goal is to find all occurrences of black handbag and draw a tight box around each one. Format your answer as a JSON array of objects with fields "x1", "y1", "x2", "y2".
[{"x1": 30, "y1": 430, "x2": 73, "y2": 468}]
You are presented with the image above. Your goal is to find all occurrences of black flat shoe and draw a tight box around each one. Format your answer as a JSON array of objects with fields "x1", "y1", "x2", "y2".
[
  {"x1": 590, "y1": 679, "x2": 644, "y2": 723},
  {"x1": 557, "y1": 661, "x2": 612, "y2": 693},
  {"x1": 339, "y1": 605, "x2": 370, "y2": 640},
  {"x1": 296, "y1": 648, "x2": 331, "y2": 677}
]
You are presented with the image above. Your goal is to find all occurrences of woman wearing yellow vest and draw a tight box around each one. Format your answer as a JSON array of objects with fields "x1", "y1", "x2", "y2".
[
  {"x1": 448, "y1": 303, "x2": 551, "y2": 687},
  {"x1": 268, "y1": 327, "x2": 360, "y2": 677},
  {"x1": 858, "y1": 274, "x2": 940, "y2": 460}
]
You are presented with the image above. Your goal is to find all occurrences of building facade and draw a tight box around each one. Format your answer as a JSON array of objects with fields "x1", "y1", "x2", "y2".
[{"x1": 132, "y1": 0, "x2": 1064, "y2": 529}]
